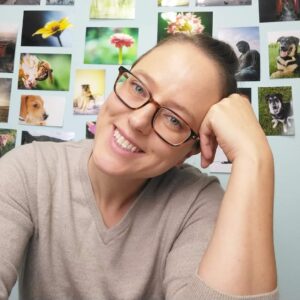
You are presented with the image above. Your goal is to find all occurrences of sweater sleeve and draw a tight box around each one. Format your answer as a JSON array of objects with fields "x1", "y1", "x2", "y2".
[
  {"x1": 0, "y1": 146, "x2": 34, "y2": 300},
  {"x1": 163, "y1": 176, "x2": 279, "y2": 300}
]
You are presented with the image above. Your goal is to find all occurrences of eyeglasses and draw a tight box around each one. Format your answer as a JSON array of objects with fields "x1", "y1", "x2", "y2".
[{"x1": 113, "y1": 66, "x2": 199, "y2": 147}]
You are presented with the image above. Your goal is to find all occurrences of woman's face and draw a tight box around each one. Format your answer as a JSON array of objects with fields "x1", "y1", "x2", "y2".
[{"x1": 91, "y1": 42, "x2": 222, "y2": 179}]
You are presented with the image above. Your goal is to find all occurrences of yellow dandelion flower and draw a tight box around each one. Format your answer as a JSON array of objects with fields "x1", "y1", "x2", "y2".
[{"x1": 32, "y1": 17, "x2": 73, "y2": 46}]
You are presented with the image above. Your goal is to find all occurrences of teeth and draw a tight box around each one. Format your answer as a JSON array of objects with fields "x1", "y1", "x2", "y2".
[{"x1": 114, "y1": 129, "x2": 141, "y2": 153}]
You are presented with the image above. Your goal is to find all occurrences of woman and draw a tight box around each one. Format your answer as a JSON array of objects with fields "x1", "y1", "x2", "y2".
[{"x1": 0, "y1": 33, "x2": 278, "y2": 299}]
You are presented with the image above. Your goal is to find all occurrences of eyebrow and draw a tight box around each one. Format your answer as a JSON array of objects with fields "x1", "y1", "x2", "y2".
[{"x1": 132, "y1": 69, "x2": 197, "y2": 128}]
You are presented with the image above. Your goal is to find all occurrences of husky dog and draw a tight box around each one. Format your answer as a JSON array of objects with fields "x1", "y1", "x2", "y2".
[{"x1": 265, "y1": 93, "x2": 293, "y2": 133}]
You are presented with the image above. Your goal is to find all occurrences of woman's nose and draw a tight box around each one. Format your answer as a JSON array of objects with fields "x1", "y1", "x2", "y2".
[{"x1": 128, "y1": 103, "x2": 157, "y2": 136}]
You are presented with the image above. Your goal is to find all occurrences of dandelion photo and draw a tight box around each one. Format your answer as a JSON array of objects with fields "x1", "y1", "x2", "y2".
[
  {"x1": 157, "y1": 11, "x2": 212, "y2": 42},
  {"x1": 84, "y1": 27, "x2": 138, "y2": 65},
  {"x1": 21, "y1": 11, "x2": 73, "y2": 47},
  {"x1": 90, "y1": 0, "x2": 135, "y2": 19}
]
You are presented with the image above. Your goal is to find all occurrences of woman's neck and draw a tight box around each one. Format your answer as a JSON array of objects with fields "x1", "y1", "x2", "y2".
[{"x1": 88, "y1": 155, "x2": 148, "y2": 228}]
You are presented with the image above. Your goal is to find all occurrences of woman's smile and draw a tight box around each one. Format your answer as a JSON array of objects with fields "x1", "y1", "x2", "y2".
[{"x1": 112, "y1": 127, "x2": 144, "y2": 154}]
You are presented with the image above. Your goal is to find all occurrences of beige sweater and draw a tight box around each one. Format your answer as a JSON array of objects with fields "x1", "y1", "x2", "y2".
[{"x1": 0, "y1": 140, "x2": 278, "y2": 300}]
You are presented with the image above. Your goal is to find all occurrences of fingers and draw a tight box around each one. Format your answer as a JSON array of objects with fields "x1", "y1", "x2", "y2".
[
  {"x1": 199, "y1": 111, "x2": 218, "y2": 168},
  {"x1": 200, "y1": 134, "x2": 217, "y2": 168}
]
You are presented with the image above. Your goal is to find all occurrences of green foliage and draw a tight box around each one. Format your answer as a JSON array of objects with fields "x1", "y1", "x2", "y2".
[
  {"x1": 90, "y1": 0, "x2": 134, "y2": 19},
  {"x1": 258, "y1": 86, "x2": 292, "y2": 136}
]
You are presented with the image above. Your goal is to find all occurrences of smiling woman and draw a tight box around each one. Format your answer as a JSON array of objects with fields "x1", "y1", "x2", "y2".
[{"x1": 0, "y1": 33, "x2": 278, "y2": 300}]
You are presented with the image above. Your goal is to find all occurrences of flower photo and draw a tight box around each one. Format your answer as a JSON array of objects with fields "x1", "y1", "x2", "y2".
[
  {"x1": 21, "y1": 11, "x2": 73, "y2": 47},
  {"x1": 157, "y1": 11, "x2": 212, "y2": 42},
  {"x1": 84, "y1": 27, "x2": 138, "y2": 65},
  {"x1": 86, "y1": 121, "x2": 96, "y2": 139}
]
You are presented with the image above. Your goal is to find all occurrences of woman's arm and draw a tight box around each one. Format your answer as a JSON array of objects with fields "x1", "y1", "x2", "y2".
[{"x1": 197, "y1": 94, "x2": 277, "y2": 295}]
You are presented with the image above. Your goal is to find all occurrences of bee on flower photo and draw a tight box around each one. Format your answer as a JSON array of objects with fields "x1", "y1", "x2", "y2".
[
  {"x1": 157, "y1": 11, "x2": 212, "y2": 42},
  {"x1": 21, "y1": 11, "x2": 73, "y2": 47}
]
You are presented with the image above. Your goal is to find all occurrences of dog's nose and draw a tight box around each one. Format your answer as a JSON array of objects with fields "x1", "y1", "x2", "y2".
[
  {"x1": 43, "y1": 113, "x2": 48, "y2": 120},
  {"x1": 281, "y1": 46, "x2": 288, "y2": 51}
]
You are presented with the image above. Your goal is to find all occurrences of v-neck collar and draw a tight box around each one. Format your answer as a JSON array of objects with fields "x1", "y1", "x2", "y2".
[{"x1": 78, "y1": 140, "x2": 152, "y2": 245}]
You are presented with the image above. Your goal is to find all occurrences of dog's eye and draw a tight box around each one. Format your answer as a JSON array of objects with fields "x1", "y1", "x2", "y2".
[{"x1": 33, "y1": 104, "x2": 39, "y2": 108}]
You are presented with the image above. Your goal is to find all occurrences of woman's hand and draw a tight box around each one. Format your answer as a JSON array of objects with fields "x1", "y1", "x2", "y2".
[{"x1": 199, "y1": 93, "x2": 270, "y2": 168}]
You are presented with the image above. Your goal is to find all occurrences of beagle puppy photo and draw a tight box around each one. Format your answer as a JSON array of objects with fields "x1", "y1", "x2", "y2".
[{"x1": 19, "y1": 95, "x2": 48, "y2": 125}]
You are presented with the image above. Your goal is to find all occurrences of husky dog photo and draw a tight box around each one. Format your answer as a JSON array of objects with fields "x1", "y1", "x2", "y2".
[{"x1": 259, "y1": 86, "x2": 295, "y2": 136}]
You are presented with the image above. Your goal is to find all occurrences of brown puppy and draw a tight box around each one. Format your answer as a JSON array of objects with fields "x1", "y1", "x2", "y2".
[{"x1": 19, "y1": 95, "x2": 48, "y2": 125}]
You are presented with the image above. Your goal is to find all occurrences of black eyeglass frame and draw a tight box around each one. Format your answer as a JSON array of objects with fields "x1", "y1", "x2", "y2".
[{"x1": 113, "y1": 66, "x2": 200, "y2": 147}]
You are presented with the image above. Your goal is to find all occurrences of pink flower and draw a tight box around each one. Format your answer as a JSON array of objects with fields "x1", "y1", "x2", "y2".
[
  {"x1": 110, "y1": 33, "x2": 135, "y2": 49},
  {"x1": 161, "y1": 12, "x2": 205, "y2": 35},
  {"x1": 87, "y1": 122, "x2": 96, "y2": 135}
]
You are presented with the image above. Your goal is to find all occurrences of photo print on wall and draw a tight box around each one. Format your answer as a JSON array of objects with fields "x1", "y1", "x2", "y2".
[
  {"x1": 0, "y1": 0, "x2": 40, "y2": 4},
  {"x1": 84, "y1": 27, "x2": 138, "y2": 65},
  {"x1": 21, "y1": 130, "x2": 75, "y2": 145},
  {"x1": 46, "y1": 0, "x2": 74, "y2": 5},
  {"x1": 259, "y1": 0, "x2": 300, "y2": 22},
  {"x1": 0, "y1": 22, "x2": 17, "y2": 73},
  {"x1": 268, "y1": 30, "x2": 300, "y2": 79},
  {"x1": 18, "y1": 53, "x2": 71, "y2": 90},
  {"x1": 0, "y1": 128, "x2": 16, "y2": 158},
  {"x1": 90, "y1": 0, "x2": 135, "y2": 19},
  {"x1": 196, "y1": 0, "x2": 251, "y2": 6},
  {"x1": 21, "y1": 11, "x2": 73, "y2": 47},
  {"x1": 19, "y1": 94, "x2": 66, "y2": 127},
  {"x1": 218, "y1": 26, "x2": 260, "y2": 81},
  {"x1": 86, "y1": 121, "x2": 96, "y2": 139},
  {"x1": 209, "y1": 89, "x2": 251, "y2": 174},
  {"x1": 73, "y1": 69, "x2": 106, "y2": 115},
  {"x1": 157, "y1": 0, "x2": 189, "y2": 6},
  {"x1": 0, "y1": 78, "x2": 12, "y2": 123},
  {"x1": 258, "y1": 86, "x2": 295, "y2": 136},
  {"x1": 157, "y1": 11, "x2": 213, "y2": 42}
]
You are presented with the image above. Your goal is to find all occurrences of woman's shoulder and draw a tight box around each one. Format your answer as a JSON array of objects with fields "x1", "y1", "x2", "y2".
[{"x1": 164, "y1": 163, "x2": 220, "y2": 190}]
